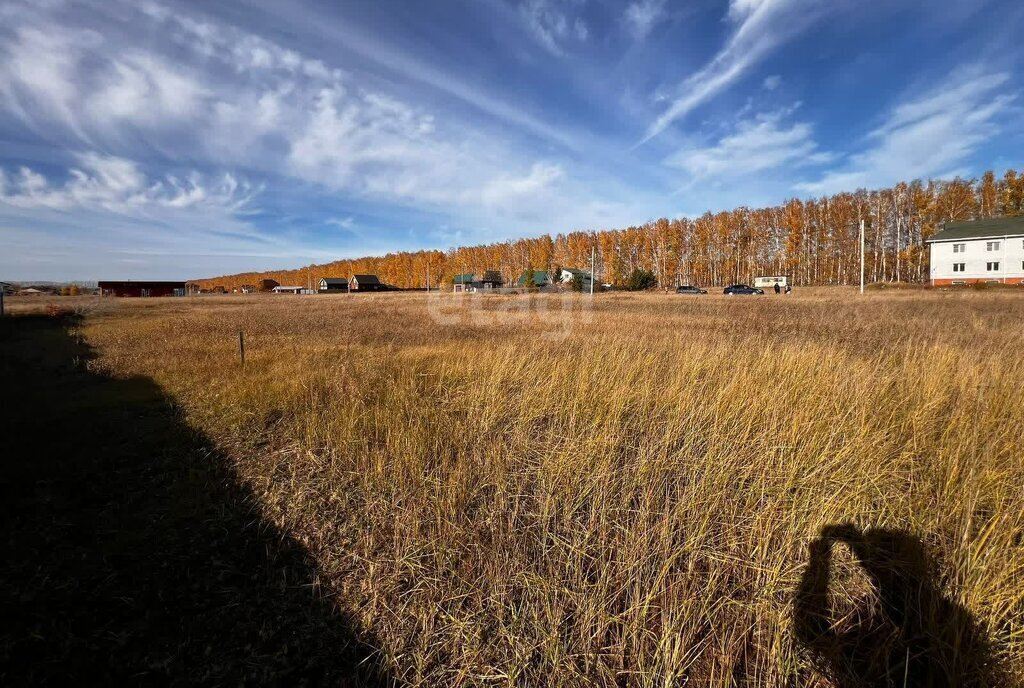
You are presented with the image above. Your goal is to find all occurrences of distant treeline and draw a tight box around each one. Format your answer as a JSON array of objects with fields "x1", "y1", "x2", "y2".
[{"x1": 192, "y1": 169, "x2": 1024, "y2": 290}]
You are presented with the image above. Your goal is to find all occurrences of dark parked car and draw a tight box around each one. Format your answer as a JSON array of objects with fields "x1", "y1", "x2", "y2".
[
  {"x1": 723, "y1": 284, "x2": 764, "y2": 295},
  {"x1": 675, "y1": 285, "x2": 707, "y2": 294}
]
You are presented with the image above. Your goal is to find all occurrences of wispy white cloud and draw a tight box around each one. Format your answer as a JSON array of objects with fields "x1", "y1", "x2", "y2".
[
  {"x1": 796, "y1": 67, "x2": 1015, "y2": 195},
  {"x1": 642, "y1": 0, "x2": 833, "y2": 142},
  {"x1": 88, "y1": 54, "x2": 208, "y2": 126},
  {"x1": 0, "y1": 26, "x2": 98, "y2": 142},
  {"x1": 326, "y1": 216, "x2": 356, "y2": 230},
  {"x1": 482, "y1": 162, "x2": 565, "y2": 217},
  {"x1": 520, "y1": 0, "x2": 588, "y2": 56},
  {"x1": 623, "y1": 0, "x2": 667, "y2": 40},
  {"x1": 135, "y1": 0, "x2": 339, "y2": 81},
  {"x1": 236, "y1": 0, "x2": 585, "y2": 152},
  {"x1": 666, "y1": 106, "x2": 833, "y2": 180},
  {"x1": 0, "y1": 0, "x2": 600, "y2": 232},
  {"x1": 0, "y1": 0, "x2": 667, "y2": 276},
  {"x1": 0, "y1": 154, "x2": 313, "y2": 280},
  {"x1": 0, "y1": 153, "x2": 253, "y2": 214},
  {"x1": 762, "y1": 74, "x2": 781, "y2": 90}
]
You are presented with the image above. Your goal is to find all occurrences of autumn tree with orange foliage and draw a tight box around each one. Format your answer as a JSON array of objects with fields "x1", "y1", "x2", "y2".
[{"x1": 192, "y1": 170, "x2": 1024, "y2": 291}]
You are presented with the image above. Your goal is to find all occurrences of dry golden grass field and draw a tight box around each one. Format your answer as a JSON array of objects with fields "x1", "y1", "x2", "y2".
[{"x1": 2, "y1": 289, "x2": 1023, "y2": 686}]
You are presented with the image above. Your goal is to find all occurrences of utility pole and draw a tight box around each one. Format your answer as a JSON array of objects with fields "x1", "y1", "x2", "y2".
[
  {"x1": 590, "y1": 245, "x2": 595, "y2": 295},
  {"x1": 859, "y1": 219, "x2": 865, "y2": 295}
]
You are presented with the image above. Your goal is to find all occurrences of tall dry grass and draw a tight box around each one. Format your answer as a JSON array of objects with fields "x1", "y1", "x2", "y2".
[{"x1": 65, "y1": 290, "x2": 1023, "y2": 685}]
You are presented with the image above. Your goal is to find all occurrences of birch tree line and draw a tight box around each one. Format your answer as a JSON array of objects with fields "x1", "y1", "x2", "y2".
[{"x1": 196, "y1": 170, "x2": 1024, "y2": 291}]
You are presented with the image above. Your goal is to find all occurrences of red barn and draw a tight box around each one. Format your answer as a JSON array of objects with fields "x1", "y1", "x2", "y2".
[{"x1": 98, "y1": 281, "x2": 187, "y2": 297}]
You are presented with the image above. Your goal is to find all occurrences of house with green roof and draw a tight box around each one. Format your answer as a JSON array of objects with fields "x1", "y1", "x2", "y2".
[
  {"x1": 452, "y1": 274, "x2": 474, "y2": 292},
  {"x1": 516, "y1": 270, "x2": 552, "y2": 288},
  {"x1": 926, "y1": 216, "x2": 1024, "y2": 286}
]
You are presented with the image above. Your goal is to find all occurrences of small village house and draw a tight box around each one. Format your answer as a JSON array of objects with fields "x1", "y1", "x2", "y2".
[
  {"x1": 259, "y1": 278, "x2": 280, "y2": 292},
  {"x1": 927, "y1": 216, "x2": 1024, "y2": 286},
  {"x1": 481, "y1": 270, "x2": 504, "y2": 286},
  {"x1": 272, "y1": 285, "x2": 306, "y2": 294},
  {"x1": 517, "y1": 270, "x2": 552, "y2": 287},
  {"x1": 350, "y1": 274, "x2": 386, "y2": 291},
  {"x1": 98, "y1": 281, "x2": 187, "y2": 297},
  {"x1": 559, "y1": 268, "x2": 592, "y2": 288},
  {"x1": 452, "y1": 271, "x2": 503, "y2": 292},
  {"x1": 319, "y1": 277, "x2": 349, "y2": 292}
]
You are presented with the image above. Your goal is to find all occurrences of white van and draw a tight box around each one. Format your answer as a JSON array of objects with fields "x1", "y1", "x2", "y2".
[{"x1": 754, "y1": 276, "x2": 789, "y2": 289}]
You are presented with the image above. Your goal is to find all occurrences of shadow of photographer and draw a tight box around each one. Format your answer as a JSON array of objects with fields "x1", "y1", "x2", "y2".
[
  {"x1": 0, "y1": 314, "x2": 390, "y2": 685},
  {"x1": 794, "y1": 523, "x2": 1008, "y2": 688}
]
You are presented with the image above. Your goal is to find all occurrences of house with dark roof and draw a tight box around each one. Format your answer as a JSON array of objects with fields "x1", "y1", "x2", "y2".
[
  {"x1": 452, "y1": 271, "x2": 504, "y2": 292},
  {"x1": 926, "y1": 216, "x2": 1024, "y2": 286},
  {"x1": 350, "y1": 274, "x2": 386, "y2": 291},
  {"x1": 99, "y1": 281, "x2": 187, "y2": 297},
  {"x1": 480, "y1": 270, "x2": 504, "y2": 287},
  {"x1": 558, "y1": 268, "x2": 593, "y2": 287},
  {"x1": 318, "y1": 277, "x2": 348, "y2": 292}
]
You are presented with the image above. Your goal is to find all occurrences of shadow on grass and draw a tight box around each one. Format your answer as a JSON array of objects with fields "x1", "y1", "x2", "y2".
[
  {"x1": 0, "y1": 315, "x2": 389, "y2": 685},
  {"x1": 794, "y1": 523, "x2": 1008, "y2": 688}
]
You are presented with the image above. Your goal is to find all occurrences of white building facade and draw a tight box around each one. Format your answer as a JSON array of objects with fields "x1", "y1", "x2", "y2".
[
  {"x1": 559, "y1": 268, "x2": 593, "y2": 286},
  {"x1": 927, "y1": 217, "x2": 1024, "y2": 286}
]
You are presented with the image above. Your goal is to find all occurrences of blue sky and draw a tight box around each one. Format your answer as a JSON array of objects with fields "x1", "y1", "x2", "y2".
[{"x1": 1, "y1": 0, "x2": 1022, "y2": 280}]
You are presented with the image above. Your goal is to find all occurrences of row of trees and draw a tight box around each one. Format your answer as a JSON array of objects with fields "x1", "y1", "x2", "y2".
[{"x1": 193, "y1": 170, "x2": 1024, "y2": 291}]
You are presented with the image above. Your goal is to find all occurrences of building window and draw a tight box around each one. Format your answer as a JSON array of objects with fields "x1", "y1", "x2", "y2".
[
  {"x1": 986, "y1": 262, "x2": 999, "y2": 271},
  {"x1": 952, "y1": 263, "x2": 965, "y2": 272},
  {"x1": 953, "y1": 243, "x2": 966, "y2": 253},
  {"x1": 986, "y1": 241, "x2": 1000, "y2": 251}
]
